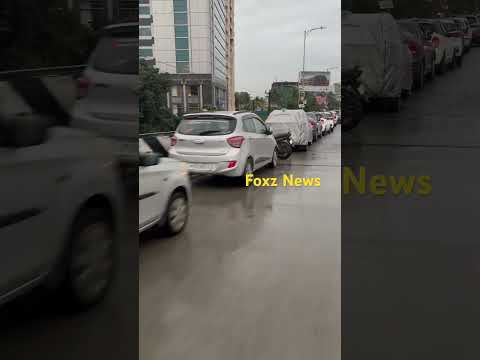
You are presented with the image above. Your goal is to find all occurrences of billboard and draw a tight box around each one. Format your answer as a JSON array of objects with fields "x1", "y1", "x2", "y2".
[{"x1": 299, "y1": 71, "x2": 330, "y2": 93}]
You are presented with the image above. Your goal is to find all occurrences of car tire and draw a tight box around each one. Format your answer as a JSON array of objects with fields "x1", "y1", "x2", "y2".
[
  {"x1": 65, "y1": 207, "x2": 114, "y2": 309},
  {"x1": 456, "y1": 55, "x2": 463, "y2": 67},
  {"x1": 386, "y1": 97, "x2": 401, "y2": 113},
  {"x1": 165, "y1": 190, "x2": 189, "y2": 235},
  {"x1": 414, "y1": 62, "x2": 425, "y2": 90},
  {"x1": 243, "y1": 157, "x2": 254, "y2": 178},
  {"x1": 427, "y1": 58, "x2": 436, "y2": 80},
  {"x1": 268, "y1": 148, "x2": 278, "y2": 168},
  {"x1": 436, "y1": 54, "x2": 447, "y2": 75}
]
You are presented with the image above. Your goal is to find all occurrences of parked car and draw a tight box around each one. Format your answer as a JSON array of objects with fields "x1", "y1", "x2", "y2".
[
  {"x1": 170, "y1": 112, "x2": 278, "y2": 175},
  {"x1": 343, "y1": 12, "x2": 410, "y2": 112},
  {"x1": 453, "y1": 17, "x2": 472, "y2": 51},
  {"x1": 439, "y1": 19, "x2": 464, "y2": 66},
  {"x1": 306, "y1": 112, "x2": 320, "y2": 142},
  {"x1": 72, "y1": 23, "x2": 139, "y2": 167},
  {"x1": 0, "y1": 88, "x2": 124, "y2": 309},
  {"x1": 316, "y1": 113, "x2": 328, "y2": 135},
  {"x1": 266, "y1": 109, "x2": 310, "y2": 151},
  {"x1": 470, "y1": 21, "x2": 480, "y2": 45},
  {"x1": 319, "y1": 112, "x2": 334, "y2": 133},
  {"x1": 139, "y1": 138, "x2": 190, "y2": 235},
  {"x1": 414, "y1": 19, "x2": 456, "y2": 74},
  {"x1": 398, "y1": 19, "x2": 436, "y2": 88}
]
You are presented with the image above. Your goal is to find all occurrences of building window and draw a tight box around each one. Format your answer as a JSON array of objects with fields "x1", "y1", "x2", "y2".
[
  {"x1": 139, "y1": 27, "x2": 151, "y2": 37},
  {"x1": 175, "y1": 38, "x2": 189, "y2": 50},
  {"x1": 175, "y1": 25, "x2": 188, "y2": 37},
  {"x1": 190, "y1": 85, "x2": 199, "y2": 96},
  {"x1": 139, "y1": 6, "x2": 150, "y2": 15},
  {"x1": 176, "y1": 50, "x2": 189, "y2": 62},
  {"x1": 174, "y1": 12, "x2": 188, "y2": 25},
  {"x1": 139, "y1": 48, "x2": 153, "y2": 58},
  {"x1": 173, "y1": 0, "x2": 187, "y2": 12},
  {"x1": 176, "y1": 62, "x2": 190, "y2": 73}
]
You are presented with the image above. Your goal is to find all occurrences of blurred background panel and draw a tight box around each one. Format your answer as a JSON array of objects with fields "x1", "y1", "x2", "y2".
[{"x1": 0, "y1": 1, "x2": 138, "y2": 360}]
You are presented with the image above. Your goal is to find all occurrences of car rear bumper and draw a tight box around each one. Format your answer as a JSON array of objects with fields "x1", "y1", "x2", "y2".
[{"x1": 169, "y1": 151, "x2": 246, "y2": 177}]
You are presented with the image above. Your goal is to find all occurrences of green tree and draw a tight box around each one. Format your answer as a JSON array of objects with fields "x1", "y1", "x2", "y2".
[
  {"x1": 270, "y1": 86, "x2": 299, "y2": 109},
  {"x1": 139, "y1": 61, "x2": 180, "y2": 133},
  {"x1": 235, "y1": 92, "x2": 251, "y2": 110},
  {"x1": 327, "y1": 92, "x2": 341, "y2": 110}
]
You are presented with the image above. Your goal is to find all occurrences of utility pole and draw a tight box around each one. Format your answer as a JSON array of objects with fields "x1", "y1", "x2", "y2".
[{"x1": 300, "y1": 26, "x2": 327, "y2": 108}]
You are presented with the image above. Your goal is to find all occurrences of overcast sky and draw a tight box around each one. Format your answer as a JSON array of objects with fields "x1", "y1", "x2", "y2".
[{"x1": 235, "y1": 0, "x2": 341, "y2": 97}]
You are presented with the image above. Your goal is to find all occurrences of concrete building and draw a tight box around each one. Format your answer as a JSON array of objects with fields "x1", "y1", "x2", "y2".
[{"x1": 140, "y1": 0, "x2": 235, "y2": 114}]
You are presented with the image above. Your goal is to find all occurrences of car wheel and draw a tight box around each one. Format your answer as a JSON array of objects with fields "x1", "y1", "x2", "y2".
[
  {"x1": 456, "y1": 55, "x2": 463, "y2": 67},
  {"x1": 428, "y1": 58, "x2": 436, "y2": 80},
  {"x1": 436, "y1": 54, "x2": 446, "y2": 75},
  {"x1": 386, "y1": 97, "x2": 401, "y2": 113},
  {"x1": 414, "y1": 62, "x2": 425, "y2": 90},
  {"x1": 165, "y1": 190, "x2": 189, "y2": 235},
  {"x1": 268, "y1": 148, "x2": 278, "y2": 168},
  {"x1": 243, "y1": 157, "x2": 254, "y2": 178},
  {"x1": 66, "y1": 208, "x2": 114, "y2": 309}
]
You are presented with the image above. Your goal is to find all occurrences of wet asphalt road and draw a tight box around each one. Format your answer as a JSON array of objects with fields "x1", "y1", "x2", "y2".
[
  {"x1": 343, "y1": 48, "x2": 480, "y2": 359},
  {"x1": 140, "y1": 129, "x2": 341, "y2": 360}
]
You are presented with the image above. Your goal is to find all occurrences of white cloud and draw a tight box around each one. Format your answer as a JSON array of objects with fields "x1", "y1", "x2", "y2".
[{"x1": 235, "y1": 0, "x2": 341, "y2": 96}]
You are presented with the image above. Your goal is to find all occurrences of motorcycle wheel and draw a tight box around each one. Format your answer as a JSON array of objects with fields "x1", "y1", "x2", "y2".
[
  {"x1": 276, "y1": 141, "x2": 293, "y2": 160},
  {"x1": 341, "y1": 87, "x2": 364, "y2": 132}
]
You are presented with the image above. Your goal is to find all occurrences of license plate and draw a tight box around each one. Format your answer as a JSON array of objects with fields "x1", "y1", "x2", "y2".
[{"x1": 188, "y1": 163, "x2": 215, "y2": 171}]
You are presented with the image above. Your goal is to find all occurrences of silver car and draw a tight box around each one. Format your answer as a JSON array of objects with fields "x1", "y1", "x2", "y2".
[
  {"x1": 169, "y1": 112, "x2": 278, "y2": 177},
  {"x1": 71, "y1": 23, "x2": 139, "y2": 165}
]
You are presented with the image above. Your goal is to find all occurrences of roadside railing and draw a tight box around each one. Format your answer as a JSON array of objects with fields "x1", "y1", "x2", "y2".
[{"x1": 0, "y1": 65, "x2": 86, "y2": 80}]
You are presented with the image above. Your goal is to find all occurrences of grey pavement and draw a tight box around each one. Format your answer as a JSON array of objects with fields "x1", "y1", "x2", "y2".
[
  {"x1": 342, "y1": 48, "x2": 480, "y2": 359},
  {"x1": 140, "y1": 129, "x2": 341, "y2": 360}
]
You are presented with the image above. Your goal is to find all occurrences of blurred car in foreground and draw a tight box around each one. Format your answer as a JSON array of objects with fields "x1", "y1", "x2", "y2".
[
  {"x1": 72, "y1": 23, "x2": 139, "y2": 167},
  {"x1": 139, "y1": 138, "x2": 190, "y2": 235},
  {"x1": 170, "y1": 112, "x2": 277, "y2": 176},
  {"x1": 0, "y1": 84, "x2": 123, "y2": 309}
]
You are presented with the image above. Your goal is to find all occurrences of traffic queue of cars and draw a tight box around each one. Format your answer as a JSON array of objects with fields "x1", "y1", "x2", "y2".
[
  {"x1": 342, "y1": 12, "x2": 479, "y2": 127},
  {"x1": 138, "y1": 109, "x2": 339, "y2": 236}
]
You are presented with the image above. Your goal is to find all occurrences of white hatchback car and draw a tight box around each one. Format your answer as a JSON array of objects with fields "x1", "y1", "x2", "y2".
[
  {"x1": 139, "y1": 138, "x2": 191, "y2": 235},
  {"x1": 169, "y1": 112, "x2": 278, "y2": 177},
  {"x1": 72, "y1": 23, "x2": 139, "y2": 166}
]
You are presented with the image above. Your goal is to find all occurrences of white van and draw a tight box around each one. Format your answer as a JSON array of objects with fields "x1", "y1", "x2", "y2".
[{"x1": 266, "y1": 109, "x2": 311, "y2": 151}]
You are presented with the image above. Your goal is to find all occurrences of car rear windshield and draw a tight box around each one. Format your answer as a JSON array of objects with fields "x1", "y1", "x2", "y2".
[
  {"x1": 177, "y1": 117, "x2": 237, "y2": 136},
  {"x1": 93, "y1": 35, "x2": 138, "y2": 74}
]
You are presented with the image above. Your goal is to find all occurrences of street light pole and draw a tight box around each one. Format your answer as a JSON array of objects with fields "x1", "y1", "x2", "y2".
[{"x1": 300, "y1": 26, "x2": 327, "y2": 108}]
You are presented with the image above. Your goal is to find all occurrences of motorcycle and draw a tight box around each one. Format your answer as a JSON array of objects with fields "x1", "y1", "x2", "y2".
[
  {"x1": 341, "y1": 67, "x2": 364, "y2": 131},
  {"x1": 274, "y1": 131, "x2": 293, "y2": 160}
]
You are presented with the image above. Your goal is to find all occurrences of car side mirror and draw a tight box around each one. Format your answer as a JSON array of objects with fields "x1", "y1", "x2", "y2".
[
  {"x1": 265, "y1": 126, "x2": 273, "y2": 135},
  {"x1": 2, "y1": 114, "x2": 49, "y2": 148},
  {"x1": 140, "y1": 152, "x2": 159, "y2": 167}
]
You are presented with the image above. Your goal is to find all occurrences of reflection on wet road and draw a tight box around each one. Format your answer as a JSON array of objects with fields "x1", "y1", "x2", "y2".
[{"x1": 140, "y1": 129, "x2": 341, "y2": 360}]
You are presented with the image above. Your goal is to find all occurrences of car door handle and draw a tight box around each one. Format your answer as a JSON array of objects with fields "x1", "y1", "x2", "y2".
[
  {"x1": 163, "y1": 177, "x2": 169, "y2": 181},
  {"x1": 94, "y1": 83, "x2": 110, "y2": 88}
]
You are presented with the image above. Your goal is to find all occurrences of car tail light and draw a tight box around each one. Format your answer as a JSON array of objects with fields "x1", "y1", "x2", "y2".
[
  {"x1": 450, "y1": 31, "x2": 463, "y2": 38},
  {"x1": 408, "y1": 41, "x2": 418, "y2": 56},
  {"x1": 77, "y1": 76, "x2": 91, "y2": 99},
  {"x1": 227, "y1": 161, "x2": 237, "y2": 169},
  {"x1": 170, "y1": 136, "x2": 177, "y2": 147},
  {"x1": 432, "y1": 36, "x2": 440, "y2": 48},
  {"x1": 227, "y1": 136, "x2": 245, "y2": 148}
]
